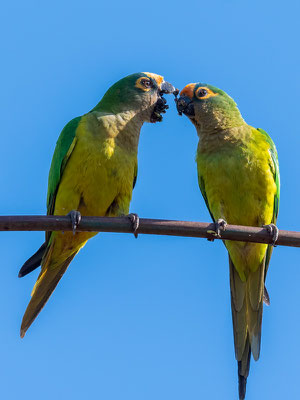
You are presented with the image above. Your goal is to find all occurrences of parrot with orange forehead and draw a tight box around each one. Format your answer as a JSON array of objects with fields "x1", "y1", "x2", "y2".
[
  {"x1": 19, "y1": 72, "x2": 176, "y2": 338},
  {"x1": 176, "y1": 83, "x2": 280, "y2": 399}
]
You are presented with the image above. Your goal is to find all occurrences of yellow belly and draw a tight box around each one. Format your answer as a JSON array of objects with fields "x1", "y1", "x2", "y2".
[
  {"x1": 198, "y1": 146, "x2": 277, "y2": 279},
  {"x1": 49, "y1": 131, "x2": 136, "y2": 264}
]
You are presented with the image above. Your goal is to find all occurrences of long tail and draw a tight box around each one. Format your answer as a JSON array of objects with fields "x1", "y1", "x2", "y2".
[
  {"x1": 229, "y1": 256, "x2": 264, "y2": 400},
  {"x1": 20, "y1": 250, "x2": 77, "y2": 338}
]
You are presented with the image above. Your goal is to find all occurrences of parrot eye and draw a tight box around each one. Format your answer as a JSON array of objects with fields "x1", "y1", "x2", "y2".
[
  {"x1": 196, "y1": 88, "x2": 208, "y2": 98},
  {"x1": 141, "y1": 79, "x2": 152, "y2": 88},
  {"x1": 135, "y1": 77, "x2": 153, "y2": 91},
  {"x1": 195, "y1": 86, "x2": 219, "y2": 100}
]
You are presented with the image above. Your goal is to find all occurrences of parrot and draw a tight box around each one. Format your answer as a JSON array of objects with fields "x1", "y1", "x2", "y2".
[
  {"x1": 176, "y1": 83, "x2": 280, "y2": 399},
  {"x1": 19, "y1": 72, "x2": 176, "y2": 338}
]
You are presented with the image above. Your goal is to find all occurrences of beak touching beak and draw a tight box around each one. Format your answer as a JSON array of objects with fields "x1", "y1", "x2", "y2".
[{"x1": 176, "y1": 95, "x2": 195, "y2": 116}]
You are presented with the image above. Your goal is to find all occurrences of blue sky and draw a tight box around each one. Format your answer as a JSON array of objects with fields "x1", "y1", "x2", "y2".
[{"x1": 1, "y1": 0, "x2": 300, "y2": 399}]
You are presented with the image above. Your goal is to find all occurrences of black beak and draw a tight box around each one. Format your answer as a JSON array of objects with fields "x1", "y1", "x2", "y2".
[
  {"x1": 160, "y1": 81, "x2": 176, "y2": 95},
  {"x1": 175, "y1": 95, "x2": 195, "y2": 117}
]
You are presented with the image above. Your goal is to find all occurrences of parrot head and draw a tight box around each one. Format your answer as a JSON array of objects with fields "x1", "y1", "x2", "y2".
[
  {"x1": 98, "y1": 72, "x2": 177, "y2": 123},
  {"x1": 176, "y1": 83, "x2": 244, "y2": 131}
]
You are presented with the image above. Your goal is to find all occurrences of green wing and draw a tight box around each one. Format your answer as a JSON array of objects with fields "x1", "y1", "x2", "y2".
[
  {"x1": 46, "y1": 116, "x2": 81, "y2": 216},
  {"x1": 198, "y1": 174, "x2": 215, "y2": 222},
  {"x1": 19, "y1": 116, "x2": 82, "y2": 276},
  {"x1": 257, "y1": 128, "x2": 280, "y2": 274}
]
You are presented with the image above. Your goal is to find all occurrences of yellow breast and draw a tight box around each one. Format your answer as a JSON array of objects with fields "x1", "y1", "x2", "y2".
[
  {"x1": 197, "y1": 133, "x2": 277, "y2": 277},
  {"x1": 54, "y1": 119, "x2": 136, "y2": 218}
]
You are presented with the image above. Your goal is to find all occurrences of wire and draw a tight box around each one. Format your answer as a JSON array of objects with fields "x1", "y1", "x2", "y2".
[{"x1": 0, "y1": 215, "x2": 298, "y2": 247}]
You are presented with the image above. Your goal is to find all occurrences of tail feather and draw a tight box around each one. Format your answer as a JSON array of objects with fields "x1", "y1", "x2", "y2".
[
  {"x1": 247, "y1": 260, "x2": 264, "y2": 312},
  {"x1": 247, "y1": 292, "x2": 263, "y2": 361},
  {"x1": 246, "y1": 263, "x2": 264, "y2": 360},
  {"x1": 229, "y1": 258, "x2": 246, "y2": 312},
  {"x1": 238, "y1": 335, "x2": 251, "y2": 400},
  {"x1": 230, "y1": 291, "x2": 247, "y2": 360},
  {"x1": 18, "y1": 242, "x2": 47, "y2": 278},
  {"x1": 229, "y1": 255, "x2": 265, "y2": 399},
  {"x1": 229, "y1": 257, "x2": 248, "y2": 361},
  {"x1": 20, "y1": 252, "x2": 77, "y2": 338}
]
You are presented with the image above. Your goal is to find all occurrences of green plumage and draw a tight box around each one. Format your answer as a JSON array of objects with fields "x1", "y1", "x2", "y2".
[
  {"x1": 19, "y1": 72, "x2": 174, "y2": 337},
  {"x1": 177, "y1": 83, "x2": 280, "y2": 399},
  {"x1": 47, "y1": 117, "x2": 81, "y2": 215}
]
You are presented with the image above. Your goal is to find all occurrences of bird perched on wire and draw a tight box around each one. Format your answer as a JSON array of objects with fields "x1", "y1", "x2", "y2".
[
  {"x1": 19, "y1": 72, "x2": 176, "y2": 338},
  {"x1": 176, "y1": 83, "x2": 280, "y2": 399}
]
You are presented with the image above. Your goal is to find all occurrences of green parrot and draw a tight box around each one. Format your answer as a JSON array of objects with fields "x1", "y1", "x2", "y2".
[
  {"x1": 19, "y1": 72, "x2": 176, "y2": 338},
  {"x1": 176, "y1": 83, "x2": 279, "y2": 399}
]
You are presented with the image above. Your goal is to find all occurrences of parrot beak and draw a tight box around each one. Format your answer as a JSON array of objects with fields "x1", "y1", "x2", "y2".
[
  {"x1": 159, "y1": 81, "x2": 177, "y2": 95},
  {"x1": 175, "y1": 95, "x2": 195, "y2": 117},
  {"x1": 150, "y1": 81, "x2": 178, "y2": 123}
]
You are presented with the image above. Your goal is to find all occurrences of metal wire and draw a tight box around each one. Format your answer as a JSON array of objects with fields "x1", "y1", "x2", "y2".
[{"x1": 0, "y1": 215, "x2": 298, "y2": 247}]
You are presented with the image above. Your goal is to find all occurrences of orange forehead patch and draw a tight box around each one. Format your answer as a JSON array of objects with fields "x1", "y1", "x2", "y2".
[
  {"x1": 180, "y1": 83, "x2": 196, "y2": 99},
  {"x1": 143, "y1": 72, "x2": 164, "y2": 87}
]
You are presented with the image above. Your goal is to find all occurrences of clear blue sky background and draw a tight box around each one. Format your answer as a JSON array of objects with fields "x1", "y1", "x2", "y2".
[{"x1": 1, "y1": 1, "x2": 299, "y2": 399}]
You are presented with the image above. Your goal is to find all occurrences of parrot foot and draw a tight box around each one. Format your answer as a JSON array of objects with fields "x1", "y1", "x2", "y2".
[
  {"x1": 128, "y1": 213, "x2": 139, "y2": 238},
  {"x1": 215, "y1": 219, "x2": 227, "y2": 236},
  {"x1": 263, "y1": 285, "x2": 270, "y2": 306},
  {"x1": 68, "y1": 210, "x2": 82, "y2": 235},
  {"x1": 207, "y1": 219, "x2": 227, "y2": 241},
  {"x1": 263, "y1": 223, "x2": 279, "y2": 246}
]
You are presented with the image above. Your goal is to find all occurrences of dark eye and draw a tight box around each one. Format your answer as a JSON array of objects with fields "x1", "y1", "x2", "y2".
[
  {"x1": 197, "y1": 88, "x2": 208, "y2": 97},
  {"x1": 141, "y1": 79, "x2": 152, "y2": 88}
]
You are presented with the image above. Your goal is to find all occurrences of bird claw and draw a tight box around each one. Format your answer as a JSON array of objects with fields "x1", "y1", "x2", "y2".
[
  {"x1": 263, "y1": 223, "x2": 279, "y2": 247},
  {"x1": 128, "y1": 213, "x2": 139, "y2": 238},
  {"x1": 215, "y1": 219, "x2": 227, "y2": 236},
  {"x1": 68, "y1": 210, "x2": 82, "y2": 235},
  {"x1": 207, "y1": 219, "x2": 227, "y2": 241}
]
